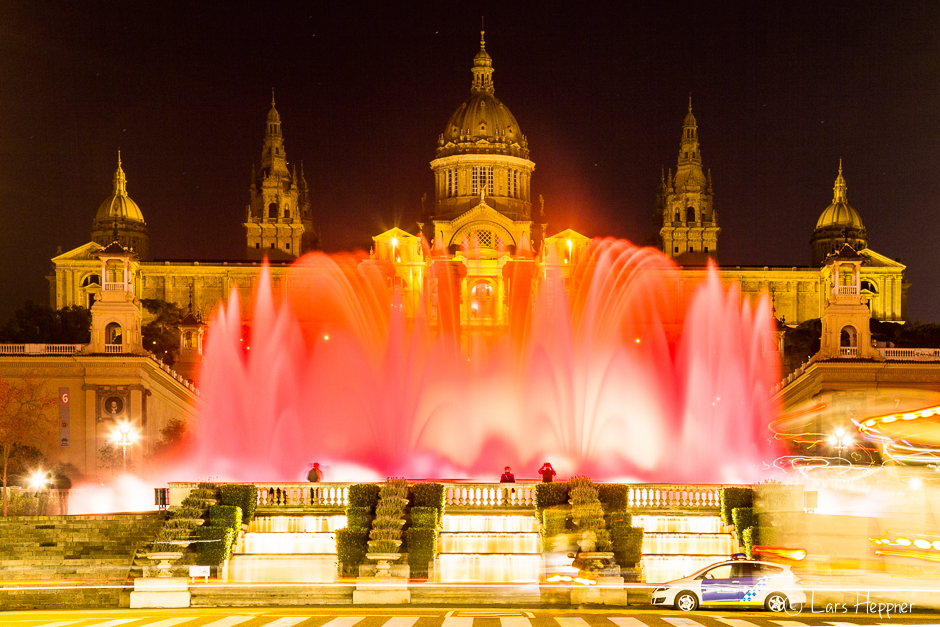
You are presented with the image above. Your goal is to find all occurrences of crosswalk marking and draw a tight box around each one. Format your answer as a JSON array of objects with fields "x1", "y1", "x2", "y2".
[
  {"x1": 499, "y1": 617, "x2": 530, "y2": 627},
  {"x1": 32, "y1": 622, "x2": 83, "y2": 627},
  {"x1": 662, "y1": 619, "x2": 708, "y2": 627},
  {"x1": 556, "y1": 619, "x2": 591, "y2": 627},
  {"x1": 321, "y1": 618, "x2": 367, "y2": 627},
  {"x1": 825, "y1": 623, "x2": 860, "y2": 626},
  {"x1": 143, "y1": 619, "x2": 200, "y2": 627},
  {"x1": 769, "y1": 622, "x2": 809, "y2": 626},
  {"x1": 385, "y1": 619, "x2": 420, "y2": 627},
  {"x1": 442, "y1": 618, "x2": 474, "y2": 627},
  {"x1": 202, "y1": 618, "x2": 254, "y2": 627},
  {"x1": 714, "y1": 619, "x2": 762, "y2": 627},
  {"x1": 263, "y1": 619, "x2": 312, "y2": 627},
  {"x1": 608, "y1": 619, "x2": 648, "y2": 627},
  {"x1": 89, "y1": 621, "x2": 144, "y2": 627}
]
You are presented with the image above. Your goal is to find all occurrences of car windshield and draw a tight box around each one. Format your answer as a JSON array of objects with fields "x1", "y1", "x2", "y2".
[{"x1": 685, "y1": 561, "x2": 733, "y2": 579}]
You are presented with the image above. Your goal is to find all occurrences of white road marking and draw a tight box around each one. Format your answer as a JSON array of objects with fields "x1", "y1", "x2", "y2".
[
  {"x1": 144, "y1": 619, "x2": 202, "y2": 627},
  {"x1": 88, "y1": 621, "x2": 144, "y2": 627},
  {"x1": 769, "y1": 622, "x2": 810, "y2": 626},
  {"x1": 662, "y1": 619, "x2": 708, "y2": 627},
  {"x1": 384, "y1": 619, "x2": 421, "y2": 627},
  {"x1": 321, "y1": 619, "x2": 368, "y2": 627},
  {"x1": 714, "y1": 619, "x2": 763, "y2": 627},
  {"x1": 263, "y1": 618, "x2": 313, "y2": 627},
  {"x1": 608, "y1": 619, "x2": 648, "y2": 627},
  {"x1": 32, "y1": 623, "x2": 83, "y2": 627},
  {"x1": 201, "y1": 618, "x2": 254, "y2": 627},
  {"x1": 499, "y1": 617, "x2": 531, "y2": 627},
  {"x1": 557, "y1": 619, "x2": 592, "y2": 627},
  {"x1": 442, "y1": 618, "x2": 474, "y2": 627}
]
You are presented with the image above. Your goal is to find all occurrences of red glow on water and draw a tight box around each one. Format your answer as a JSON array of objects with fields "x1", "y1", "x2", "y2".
[{"x1": 186, "y1": 239, "x2": 782, "y2": 482}]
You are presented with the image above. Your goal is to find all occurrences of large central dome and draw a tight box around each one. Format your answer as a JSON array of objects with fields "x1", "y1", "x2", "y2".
[{"x1": 436, "y1": 33, "x2": 529, "y2": 159}]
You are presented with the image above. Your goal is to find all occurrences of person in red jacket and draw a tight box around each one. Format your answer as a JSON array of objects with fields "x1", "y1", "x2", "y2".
[{"x1": 538, "y1": 462, "x2": 556, "y2": 483}]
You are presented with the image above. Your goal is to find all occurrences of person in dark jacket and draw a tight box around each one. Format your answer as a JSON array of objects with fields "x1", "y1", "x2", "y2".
[
  {"x1": 538, "y1": 462, "x2": 556, "y2": 483},
  {"x1": 500, "y1": 466, "x2": 515, "y2": 483}
]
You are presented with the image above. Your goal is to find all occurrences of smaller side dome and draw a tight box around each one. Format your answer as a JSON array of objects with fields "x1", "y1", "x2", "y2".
[{"x1": 94, "y1": 152, "x2": 145, "y2": 224}]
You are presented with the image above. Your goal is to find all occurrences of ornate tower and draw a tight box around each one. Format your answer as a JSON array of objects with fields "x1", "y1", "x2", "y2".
[
  {"x1": 86, "y1": 241, "x2": 144, "y2": 355},
  {"x1": 818, "y1": 244, "x2": 881, "y2": 361},
  {"x1": 811, "y1": 161, "x2": 868, "y2": 266},
  {"x1": 427, "y1": 32, "x2": 536, "y2": 253},
  {"x1": 90, "y1": 153, "x2": 150, "y2": 260},
  {"x1": 656, "y1": 100, "x2": 718, "y2": 264},
  {"x1": 244, "y1": 94, "x2": 315, "y2": 260}
]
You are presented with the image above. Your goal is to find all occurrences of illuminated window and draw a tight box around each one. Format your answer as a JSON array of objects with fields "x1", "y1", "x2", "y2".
[
  {"x1": 470, "y1": 282, "x2": 495, "y2": 319},
  {"x1": 487, "y1": 166, "x2": 494, "y2": 196},
  {"x1": 476, "y1": 230, "x2": 493, "y2": 248},
  {"x1": 472, "y1": 167, "x2": 479, "y2": 195}
]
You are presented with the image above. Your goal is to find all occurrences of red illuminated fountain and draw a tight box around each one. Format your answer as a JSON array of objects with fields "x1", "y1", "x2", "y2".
[{"x1": 184, "y1": 238, "x2": 781, "y2": 483}]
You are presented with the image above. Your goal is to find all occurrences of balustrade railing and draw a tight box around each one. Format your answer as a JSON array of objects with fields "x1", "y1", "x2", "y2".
[
  {"x1": 444, "y1": 483, "x2": 538, "y2": 507},
  {"x1": 167, "y1": 481, "x2": 725, "y2": 512},
  {"x1": 104, "y1": 344, "x2": 123, "y2": 354},
  {"x1": 627, "y1": 485, "x2": 723, "y2": 510},
  {"x1": 840, "y1": 347, "x2": 858, "y2": 357},
  {"x1": 877, "y1": 347, "x2": 940, "y2": 361},
  {"x1": 254, "y1": 483, "x2": 352, "y2": 508},
  {"x1": 837, "y1": 286, "x2": 858, "y2": 295},
  {"x1": 103, "y1": 282, "x2": 125, "y2": 292},
  {"x1": 0, "y1": 343, "x2": 83, "y2": 355}
]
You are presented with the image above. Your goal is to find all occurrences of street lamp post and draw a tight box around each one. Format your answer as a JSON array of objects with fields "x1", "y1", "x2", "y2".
[
  {"x1": 112, "y1": 421, "x2": 136, "y2": 474},
  {"x1": 829, "y1": 427, "x2": 852, "y2": 462}
]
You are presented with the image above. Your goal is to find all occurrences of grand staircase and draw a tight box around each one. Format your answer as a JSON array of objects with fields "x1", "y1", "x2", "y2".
[{"x1": 0, "y1": 512, "x2": 165, "y2": 609}]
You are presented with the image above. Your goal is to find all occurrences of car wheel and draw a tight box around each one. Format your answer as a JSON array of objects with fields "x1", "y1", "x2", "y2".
[
  {"x1": 675, "y1": 591, "x2": 699, "y2": 611},
  {"x1": 765, "y1": 592, "x2": 788, "y2": 612}
]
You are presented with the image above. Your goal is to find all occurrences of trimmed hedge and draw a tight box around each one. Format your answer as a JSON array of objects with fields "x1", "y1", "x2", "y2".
[
  {"x1": 209, "y1": 504, "x2": 243, "y2": 530},
  {"x1": 406, "y1": 527, "x2": 437, "y2": 577},
  {"x1": 195, "y1": 525, "x2": 235, "y2": 566},
  {"x1": 611, "y1": 526, "x2": 644, "y2": 566},
  {"x1": 607, "y1": 511, "x2": 633, "y2": 530},
  {"x1": 720, "y1": 487, "x2": 753, "y2": 526},
  {"x1": 411, "y1": 506, "x2": 438, "y2": 529},
  {"x1": 732, "y1": 507, "x2": 755, "y2": 542},
  {"x1": 348, "y1": 483, "x2": 381, "y2": 510},
  {"x1": 535, "y1": 482, "x2": 568, "y2": 509},
  {"x1": 597, "y1": 484, "x2": 629, "y2": 512},
  {"x1": 742, "y1": 525, "x2": 758, "y2": 559},
  {"x1": 346, "y1": 506, "x2": 373, "y2": 529},
  {"x1": 412, "y1": 482, "x2": 446, "y2": 512},
  {"x1": 219, "y1": 484, "x2": 258, "y2": 523},
  {"x1": 337, "y1": 527, "x2": 369, "y2": 576}
]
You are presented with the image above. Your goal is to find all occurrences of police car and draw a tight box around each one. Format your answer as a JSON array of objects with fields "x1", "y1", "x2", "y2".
[{"x1": 651, "y1": 555, "x2": 805, "y2": 612}]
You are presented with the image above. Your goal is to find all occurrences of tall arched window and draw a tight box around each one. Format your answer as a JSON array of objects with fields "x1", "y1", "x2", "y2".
[
  {"x1": 469, "y1": 281, "x2": 495, "y2": 320},
  {"x1": 105, "y1": 323, "x2": 122, "y2": 346},
  {"x1": 686, "y1": 207, "x2": 696, "y2": 222},
  {"x1": 840, "y1": 325, "x2": 857, "y2": 347},
  {"x1": 268, "y1": 203, "x2": 278, "y2": 219}
]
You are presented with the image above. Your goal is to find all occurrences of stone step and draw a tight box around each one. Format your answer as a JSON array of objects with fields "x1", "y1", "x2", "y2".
[{"x1": 189, "y1": 584, "x2": 354, "y2": 606}]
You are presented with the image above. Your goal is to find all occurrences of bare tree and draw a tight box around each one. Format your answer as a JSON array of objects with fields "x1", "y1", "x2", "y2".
[{"x1": 0, "y1": 373, "x2": 58, "y2": 516}]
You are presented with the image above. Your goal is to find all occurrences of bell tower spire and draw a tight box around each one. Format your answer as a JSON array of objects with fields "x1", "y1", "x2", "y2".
[
  {"x1": 656, "y1": 99, "x2": 719, "y2": 264},
  {"x1": 244, "y1": 94, "x2": 314, "y2": 260}
]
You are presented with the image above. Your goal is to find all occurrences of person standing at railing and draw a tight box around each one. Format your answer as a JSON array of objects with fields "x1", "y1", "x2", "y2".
[
  {"x1": 538, "y1": 462, "x2": 556, "y2": 483},
  {"x1": 500, "y1": 466, "x2": 515, "y2": 483},
  {"x1": 307, "y1": 462, "x2": 322, "y2": 505}
]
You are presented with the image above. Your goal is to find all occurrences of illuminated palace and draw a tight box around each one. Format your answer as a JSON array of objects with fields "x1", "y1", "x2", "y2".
[{"x1": 49, "y1": 33, "x2": 907, "y2": 350}]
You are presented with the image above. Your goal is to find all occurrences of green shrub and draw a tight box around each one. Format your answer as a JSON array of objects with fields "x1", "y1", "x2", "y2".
[
  {"x1": 611, "y1": 526, "x2": 644, "y2": 566},
  {"x1": 607, "y1": 511, "x2": 633, "y2": 530},
  {"x1": 194, "y1": 525, "x2": 234, "y2": 565},
  {"x1": 336, "y1": 527, "x2": 369, "y2": 576},
  {"x1": 345, "y1": 506, "x2": 373, "y2": 529},
  {"x1": 406, "y1": 527, "x2": 437, "y2": 577},
  {"x1": 596, "y1": 484, "x2": 629, "y2": 512},
  {"x1": 218, "y1": 484, "x2": 258, "y2": 523},
  {"x1": 181, "y1": 495, "x2": 209, "y2": 510},
  {"x1": 412, "y1": 482, "x2": 446, "y2": 512},
  {"x1": 411, "y1": 506, "x2": 438, "y2": 529},
  {"x1": 348, "y1": 483, "x2": 381, "y2": 510},
  {"x1": 542, "y1": 507, "x2": 569, "y2": 535},
  {"x1": 535, "y1": 482, "x2": 568, "y2": 509},
  {"x1": 174, "y1": 506, "x2": 205, "y2": 520},
  {"x1": 732, "y1": 507, "x2": 755, "y2": 542},
  {"x1": 720, "y1": 487, "x2": 753, "y2": 526},
  {"x1": 209, "y1": 504, "x2": 243, "y2": 530},
  {"x1": 742, "y1": 525, "x2": 758, "y2": 559}
]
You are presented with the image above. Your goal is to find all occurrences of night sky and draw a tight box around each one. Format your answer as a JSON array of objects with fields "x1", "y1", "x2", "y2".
[{"x1": 1, "y1": 2, "x2": 938, "y2": 323}]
